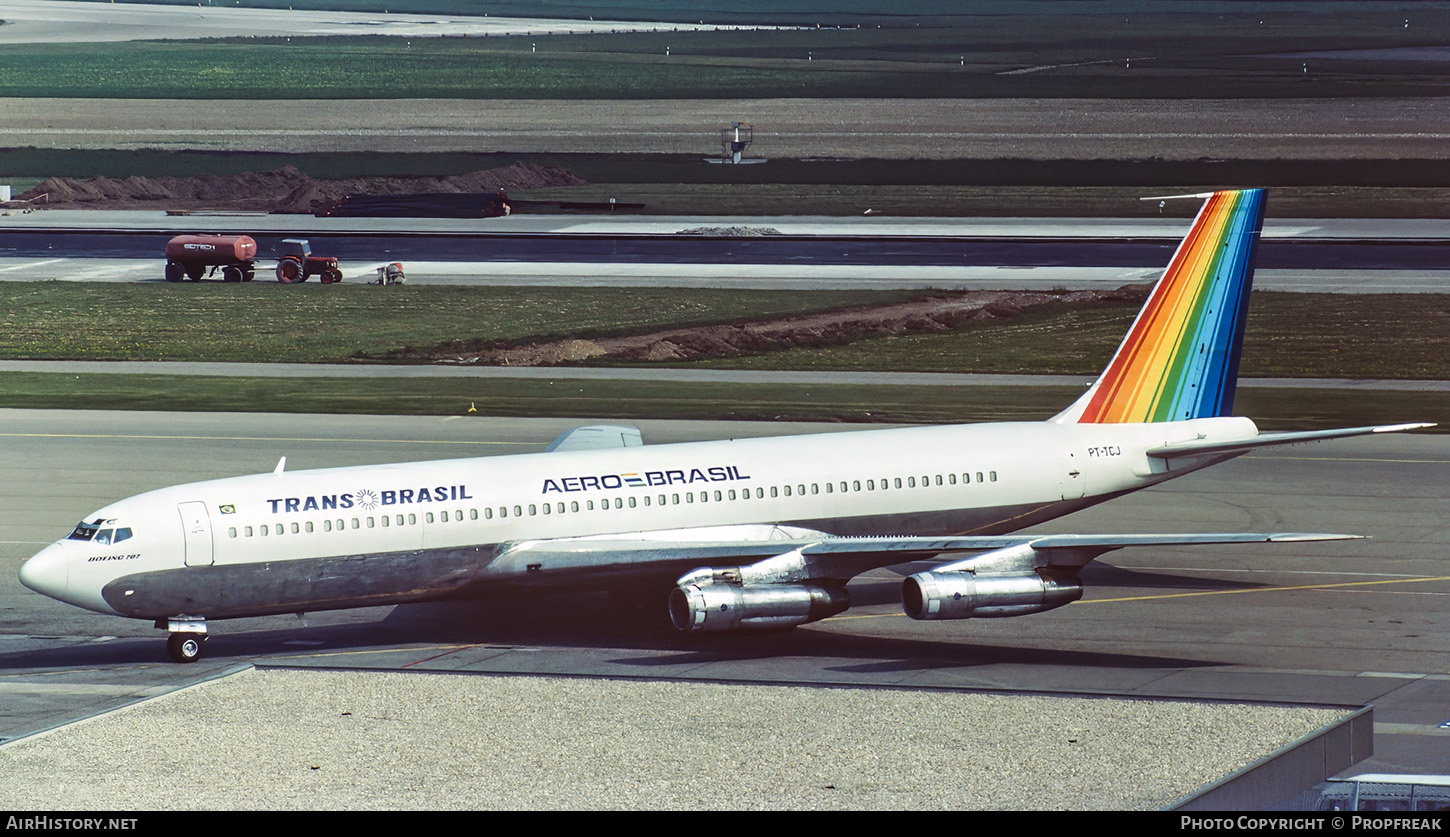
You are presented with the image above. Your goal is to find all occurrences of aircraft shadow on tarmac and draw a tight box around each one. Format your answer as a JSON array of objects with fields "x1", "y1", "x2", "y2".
[
  {"x1": 0, "y1": 600, "x2": 1217, "y2": 676},
  {"x1": 0, "y1": 566, "x2": 1263, "y2": 674},
  {"x1": 0, "y1": 563, "x2": 1269, "y2": 674}
]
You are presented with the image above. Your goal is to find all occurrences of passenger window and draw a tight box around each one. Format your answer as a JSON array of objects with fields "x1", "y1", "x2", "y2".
[
  {"x1": 276, "y1": 524, "x2": 285, "y2": 535},
  {"x1": 228, "y1": 527, "x2": 237, "y2": 539},
  {"x1": 427, "y1": 513, "x2": 435, "y2": 523},
  {"x1": 291, "y1": 522, "x2": 300, "y2": 534},
  {"x1": 305, "y1": 522, "x2": 314, "y2": 533},
  {"x1": 628, "y1": 497, "x2": 637, "y2": 508},
  {"x1": 471, "y1": 509, "x2": 479, "y2": 520},
  {"x1": 976, "y1": 472, "x2": 984, "y2": 483},
  {"x1": 990, "y1": 471, "x2": 998, "y2": 482},
  {"x1": 908, "y1": 477, "x2": 916, "y2": 488},
  {"x1": 246, "y1": 526, "x2": 255, "y2": 537},
  {"x1": 572, "y1": 502, "x2": 580, "y2": 513},
  {"x1": 349, "y1": 519, "x2": 358, "y2": 530},
  {"x1": 321, "y1": 521, "x2": 330, "y2": 532},
  {"x1": 409, "y1": 514, "x2": 417, "y2": 525},
  {"x1": 486, "y1": 508, "x2": 494, "y2": 519}
]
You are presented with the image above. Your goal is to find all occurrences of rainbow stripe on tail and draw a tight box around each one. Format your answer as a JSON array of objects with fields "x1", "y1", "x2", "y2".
[{"x1": 1056, "y1": 189, "x2": 1267, "y2": 425}]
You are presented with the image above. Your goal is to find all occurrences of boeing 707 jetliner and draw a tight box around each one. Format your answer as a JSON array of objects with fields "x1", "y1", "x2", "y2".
[{"x1": 20, "y1": 190, "x2": 1431, "y2": 662}]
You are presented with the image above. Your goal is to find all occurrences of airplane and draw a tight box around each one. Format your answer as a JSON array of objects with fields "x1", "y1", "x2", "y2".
[{"x1": 19, "y1": 188, "x2": 1431, "y2": 663}]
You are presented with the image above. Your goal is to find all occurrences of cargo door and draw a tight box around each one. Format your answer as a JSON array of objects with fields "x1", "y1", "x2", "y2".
[{"x1": 178, "y1": 501, "x2": 214, "y2": 567}]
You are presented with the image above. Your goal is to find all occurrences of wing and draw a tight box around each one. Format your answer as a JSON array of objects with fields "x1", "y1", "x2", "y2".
[
  {"x1": 544, "y1": 424, "x2": 644, "y2": 452},
  {"x1": 489, "y1": 525, "x2": 1360, "y2": 631}
]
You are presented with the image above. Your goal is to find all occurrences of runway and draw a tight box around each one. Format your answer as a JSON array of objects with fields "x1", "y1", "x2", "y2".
[
  {"x1": 0, "y1": 408, "x2": 1445, "y2": 806},
  {"x1": 0, "y1": 211, "x2": 1446, "y2": 291}
]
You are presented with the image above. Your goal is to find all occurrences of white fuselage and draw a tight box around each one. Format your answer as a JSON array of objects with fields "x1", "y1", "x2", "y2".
[{"x1": 20, "y1": 416, "x2": 1258, "y2": 621}]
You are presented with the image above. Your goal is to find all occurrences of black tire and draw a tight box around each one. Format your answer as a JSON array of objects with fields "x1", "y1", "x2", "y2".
[
  {"x1": 321, "y1": 267, "x2": 342, "y2": 284},
  {"x1": 166, "y1": 633, "x2": 206, "y2": 664},
  {"x1": 165, "y1": 262, "x2": 185, "y2": 283},
  {"x1": 276, "y1": 257, "x2": 304, "y2": 284},
  {"x1": 185, "y1": 264, "x2": 205, "y2": 282},
  {"x1": 222, "y1": 265, "x2": 243, "y2": 283}
]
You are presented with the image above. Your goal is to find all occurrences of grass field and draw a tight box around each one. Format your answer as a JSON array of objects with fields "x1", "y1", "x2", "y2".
[
  {"x1": 690, "y1": 294, "x2": 1450, "y2": 381},
  {"x1": 0, "y1": 284, "x2": 923, "y2": 362},
  {"x1": 0, "y1": 371, "x2": 1440, "y2": 431},
  {"x1": 1, "y1": 284, "x2": 1446, "y2": 381},
  {"x1": 4, "y1": 3, "x2": 1450, "y2": 101}
]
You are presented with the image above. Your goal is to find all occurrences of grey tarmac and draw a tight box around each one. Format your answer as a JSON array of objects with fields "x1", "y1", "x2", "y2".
[{"x1": 4, "y1": 97, "x2": 1448, "y2": 159}]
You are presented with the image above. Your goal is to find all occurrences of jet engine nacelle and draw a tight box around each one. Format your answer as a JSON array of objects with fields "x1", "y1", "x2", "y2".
[
  {"x1": 670, "y1": 582, "x2": 849, "y2": 632},
  {"x1": 902, "y1": 570, "x2": 1082, "y2": 620}
]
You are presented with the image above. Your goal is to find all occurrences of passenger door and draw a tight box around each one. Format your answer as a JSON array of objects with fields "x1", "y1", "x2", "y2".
[{"x1": 178, "y1": 501, "x2": 214, "y2": 567}]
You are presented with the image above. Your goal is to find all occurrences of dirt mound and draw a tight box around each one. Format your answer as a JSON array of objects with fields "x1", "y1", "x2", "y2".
[
  {"x1": 366, "y1": 286, "x2": 1150, "y2": 367},
  {"x1": 676, "y1": 226, "x2": 783, "y2": 236},
  {"x1": 16, "y1": 161, "x2": 586, "y2": 213}
]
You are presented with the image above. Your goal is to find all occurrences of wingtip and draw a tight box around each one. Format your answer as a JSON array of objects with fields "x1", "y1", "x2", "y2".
[
  {"x1": 1372, "y1": 422, "x2": 1437, "y2": 434},
  {"x1": 1266, "y1": 533, "x2": 1367, "y2": 543}
]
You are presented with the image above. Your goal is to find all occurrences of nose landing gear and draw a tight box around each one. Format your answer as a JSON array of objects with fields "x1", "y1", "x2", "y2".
[{"x1": 160, "y1": 617, "x2": 209, "y2": 663}]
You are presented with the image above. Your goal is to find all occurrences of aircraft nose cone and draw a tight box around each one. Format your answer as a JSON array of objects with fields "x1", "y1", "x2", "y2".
[{"x1": 19, "y1": 546, "x2": 68, "y2": 600}]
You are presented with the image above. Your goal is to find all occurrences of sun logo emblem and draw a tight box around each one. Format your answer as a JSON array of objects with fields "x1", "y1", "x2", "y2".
[{"x1": 355, "y1": 489, "x2": 379, "y2": 511}]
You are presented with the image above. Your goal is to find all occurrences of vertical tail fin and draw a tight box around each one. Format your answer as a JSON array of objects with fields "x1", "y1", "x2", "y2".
[{"x1": 1055, "y1": 188, "x2": 1266, "y2": 425}]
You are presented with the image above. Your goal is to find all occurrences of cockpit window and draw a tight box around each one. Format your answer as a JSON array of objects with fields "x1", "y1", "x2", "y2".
[
  {"x1": 66, "y1": 522, "x2": 130, "y2": 544},
  {"x1": 67, "y1": 523, "x2": 98, "y2": 541}
]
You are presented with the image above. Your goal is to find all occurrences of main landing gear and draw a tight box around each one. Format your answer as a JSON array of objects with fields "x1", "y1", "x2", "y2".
[{"x1": 160, "y1": 617, "x2": 209, "y2": 663}]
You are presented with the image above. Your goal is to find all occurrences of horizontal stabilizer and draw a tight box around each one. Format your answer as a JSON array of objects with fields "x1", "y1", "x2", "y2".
[{"x1": 1147, "y1": 422, "x2": 1435, "y2": 460}]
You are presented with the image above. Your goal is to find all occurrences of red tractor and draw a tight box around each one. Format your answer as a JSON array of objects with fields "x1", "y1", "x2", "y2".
[{"x1": 275, "y1": 239, "x2": 342, "y2": 284}]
